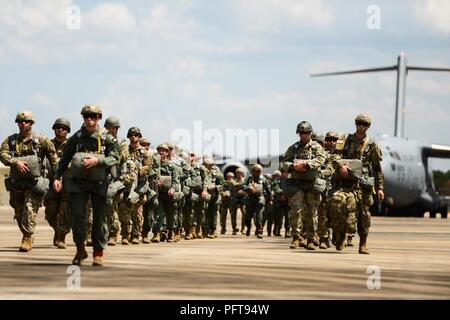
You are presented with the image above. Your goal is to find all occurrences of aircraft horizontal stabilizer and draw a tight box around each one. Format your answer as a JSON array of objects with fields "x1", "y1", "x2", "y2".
[
  {"x1": 310, "y1": 66, "x2": 396, "y2": 77},
  {"x1": 423, "y1": 145, "x2": 450, "y2": 159}
]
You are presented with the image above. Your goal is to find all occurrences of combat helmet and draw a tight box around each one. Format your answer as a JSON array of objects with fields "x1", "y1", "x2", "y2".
[
  {"x1": 355, "y1": 114, "x2": 371, "y2": 125},
  {"x1": 127, "y1": 127, "x2": 142, "y2": 138},
  {"x1": 104, "y1": 116, "x2": 121, "y2": 128},
  {"x1": 52, "y1": 118, "x2": 71, "y2": 132},
  {"x1": 325, "y1": 131, "x2": 339, "y2": 140},
  {"x1": 15, "y1": 110, "x2": 35, "y2": 124},
  {"x1": 81, "y1": 104, "x2": 102, "y2": 119},
  {"x1": 252, "y1": 164, "x2": 263, "y2": 172},
  {"x1": 296, "y1": 121, "x2": 313, "y2": 133},
  {"x1": 157, "y1": 143, "x2": 169, "y2": 151},
  {"x1": 311, "y1": 132, "x2": 325, "y2": 143}
]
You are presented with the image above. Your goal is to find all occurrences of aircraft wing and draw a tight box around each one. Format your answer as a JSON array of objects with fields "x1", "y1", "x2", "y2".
[{"x1": 423, "y1": 144, "x2": 450, "y2": 159}]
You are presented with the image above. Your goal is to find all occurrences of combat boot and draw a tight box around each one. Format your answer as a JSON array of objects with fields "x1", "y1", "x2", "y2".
[
  {"x1": 131, "y1": 237, "x2": 140, "y2": 244},
  {"x1": 86, "y1": 230, "x2": 93, "y2": 247},
  {"x1": 267, "y1": 225, "x2": 272, "y2": 237},
  {"x1": 257, "y1": 228, "x2": 263, "y2": 239},
  {"x1": 319, "y1": 238, "x2": 328, "y2": 249},
  {"x1": 335, "y1": 232, "x2": 346, "y2": 251},
  {"x1": 346, "y1": 235, "x2": 354, "y2": 247},
  {"x1": 174, "y1": 229, "x2": 180, "y2": 242},
  {"x1": 290, "y1": 236, "x2": 300, "y2": 249},
  {"x1": 359, "y1": 235, "x2": 370, "y2": 254},
  {"x1": 299, "y1": 237, "x2": 307, "y2": 248},
  {"x1": 151, "y1": 232, "x2": 160, "y2": 243},
  {"x1": 53, "y1": 231, "x2": 59, "y2": 247},
  {"x1": 142, "y1": 232, "x2": 150, "y2": 244},
  {"x1": 185, "y1": 227, "x2": 194, "y2": 240},
  {"x1": 57, "y1": 234, "x2": 67, "y2": 249},
  {"x1": 108, "y1": 235, "x2": 117, "y2": 246},
  {"x1": 167, "y1": 230, "x2": 174, "y2": 243},
  {"x1": 93, "y1": 250, "x2": 103, "y2": 266},
  {"x1": 72, "y1": 244, "x2": 88, "y2": 265},
  {"x1": 19, "y1": 235, "x2": 31, "y2": 252},
  {"x1": 121, "y1": 236, "x2": 130, "y2": 245},
  {"x1": 246, "y1": 226, "x2": 251, "y2": 237},
  {"x1": 232, "y1": 228, "x2": 238, "y2": 236},
  {"x1": 285, "y1": 229, "x2": 291, "y2": 238},
  {"x1": 306, "y1": 239, "x2": 316, "y2": 251},
  {"x1": 160, "y1": 230, "x2": 168, "y2": 242}
]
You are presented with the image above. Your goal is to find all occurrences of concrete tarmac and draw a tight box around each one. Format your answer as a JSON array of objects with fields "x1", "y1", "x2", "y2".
[{"x1": 0, "y1": 207, "x2": 449, "y2": 299}]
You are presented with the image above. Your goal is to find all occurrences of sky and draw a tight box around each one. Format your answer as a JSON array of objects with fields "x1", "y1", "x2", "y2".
[{"x1": 0, "y1": 0, "x2": 449, "y2": 169}]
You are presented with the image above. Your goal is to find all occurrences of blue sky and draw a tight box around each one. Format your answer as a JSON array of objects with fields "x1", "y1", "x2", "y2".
[{"x1": 0, "y1": 0, "x2": 449, "y2": 169}]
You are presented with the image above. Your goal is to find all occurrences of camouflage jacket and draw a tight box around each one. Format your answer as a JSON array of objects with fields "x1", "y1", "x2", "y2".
[
  {"x1": 128, "y1": 145, "x2": 153, "y2": 180},
  {"x1": 0, "y1": 131, "x2": 58, "y2": 171},
  {"x1": 243, "y1": 174, "x2": 272, "y2": 201},
  {"x1": 159, "y1": 159, "x2": 181, "y2": 192},
  {"x1": 341, "y1": 133, "x2": 384, "y2": 191},
  {"x1": 201, "y1": 165, "x2": 224, "y2": 194},
  {"x1": 282, "y1": 139, "x2": 326, "y2": 179},
  {"x1": 54, "y1": 126, "x2": 119, "y2": 180}
]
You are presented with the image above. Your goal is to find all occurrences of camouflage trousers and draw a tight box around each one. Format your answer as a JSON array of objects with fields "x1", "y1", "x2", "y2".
[
  {"x1": 44, "y1": 191, "x2": 71, "y2": 236},
  {"x1": 10, "y1": 189, "x2": 42, "y2": 236},
  {"x1": 329, "y1": 189, "x2": 357, "y2": 235},
  {"x1": 204, "y1": 196, "x2": 220, "y2": 234},
  {"x1": 272, "y1": 200, "x2": 289, "y2": 234},
  {"x1": 155, "y1": 193, "x2": 176, "y2": 231},
  {"x1": 106, "y1": 193, "x2": 121, "y2": 237},
  {"x1": 118, "y1": 194, "x2": 146, "y2": 239},
  {"x1": 288, "y1": 189, "x2": 321, "y2": 240},
  {"x1": 86, "y1": 199, "x2": 93, "y2": 238},
  {"x1": 219, "y1": 199, "x2": 233, "y2": 230},
  {"x1": 356, "y1": 189, "x2": 373, "y2": 237},
  {"x1": 230, "y1": 202, "x2": 246, "y2": 231},
  {"x1": 143, "y1": 193, "x2": 158, "y2": 235},
  {"x1": 192, "y1": 198, "x2": 206, "y2": 227},
  {"x1": 317, "y1": 195, "x2": 331, "y2": 239},
  {"x1": 245, "y1": 199, "x2": 265, "y2": 231}
]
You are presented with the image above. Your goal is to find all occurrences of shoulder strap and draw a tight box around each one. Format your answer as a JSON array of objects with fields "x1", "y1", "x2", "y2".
[{"x1": 8, "y1": 134, "x2": 18, "y2": 155}]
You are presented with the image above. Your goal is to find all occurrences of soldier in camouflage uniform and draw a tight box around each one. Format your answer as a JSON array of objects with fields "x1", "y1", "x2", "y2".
[
  {"x1": 230, "y1": 167, "x2": 247, "y2": 235},
  {"x1": 1, "y1": 111, "x2": 58, "y2": 252},
  {"x1": 339, "y1": 114, "x2": 384, "y2": 254},
  {"x1": 219, "y1": 172, "x2": 236, "y2": 235},
  {"x1": 44, "y1": 118, "x2": 72, "y2": 249},
  {"x1": 243, "y1": 164, "x2": 272, "y2": 238},
  {"x1": 317, "y1": 131, "x2": 341, "y2": 249},
  {"x1": 262, "y1": 173, "x2": 274, "y2": 236},
  {"x1": 283, "y1": 121, "x2": 325, "y2": 250},
  {"x1": 140, "y1": 138, "x2": 161, "y2": 244},
  {"x1": 271, "y1": 170, "x2": 289, "y2": 237},
  {"x1": 104, "y1": 116, "x2": 128, "y2": 246},
  {"x1": 201, "y1": 155, "x2": 225, "y2": 239},
  {"x1": 190, "y1": 153, "x2": 208, "y2": 239},
  {"x1": 152, "y1": 143, "x2": 180, "y2": 243},
  {"x1": 118, "y1": 127, "x2": 153, "y2": 245},
  {"x1": 53, "y1": 104, "x2": 120, "y2": 266}
]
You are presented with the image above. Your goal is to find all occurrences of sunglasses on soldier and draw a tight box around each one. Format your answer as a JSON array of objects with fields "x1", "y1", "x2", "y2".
[
  {"x1": 54, "y1": 125, "x2": 68, "y2": 131},
  {"x1": 83, "y1": 113, "x2": 98, "y2": 120},
  {"x1": 325, "y1": 138, "x2": 338, "y2": 142},
  {"x1": 355, "y1": 121, "x2": 369, "y2": 127},
  {"x1": 16, "y1": 120, "x2": 32, "y2": 124}
]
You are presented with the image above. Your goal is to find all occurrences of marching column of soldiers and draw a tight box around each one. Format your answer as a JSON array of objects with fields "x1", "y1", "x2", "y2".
[{"x1": 0, "y1": 105, "x2": 384, "y2": 266}]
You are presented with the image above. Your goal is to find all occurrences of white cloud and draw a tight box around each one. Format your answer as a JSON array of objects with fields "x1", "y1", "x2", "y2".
[
  {"x1": 414, "y1": 0, "x2": 450, "y2": 35},
  {"x1": 84, "y1": 2, "x2": 137, "y2": 33},
  {"x1": 229, "y1": 0, "x2": 335, "y2": 33}
]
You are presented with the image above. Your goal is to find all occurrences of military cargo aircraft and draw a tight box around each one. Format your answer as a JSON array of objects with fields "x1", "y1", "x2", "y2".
[{"x1": 220, "y1": 53, "x2": 450, "y2": 218}]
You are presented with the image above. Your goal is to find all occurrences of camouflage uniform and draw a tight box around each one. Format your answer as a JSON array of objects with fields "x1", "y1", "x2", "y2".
[
  {"x1": 203, "y1": 163, "x2": 225, "y2": 238},
  {"x1": 142, "y1": 150, "x2": 160, "y2": 242},
  {"x1": 230, "y1": 174, "x2": 247, "y2": 234},
  {"x1": 44, "y1": 136, "x2": 71, "y2": 246},
  {"x1": 219, "y1": 175, "x2": 236, "y2": 234},
  {"x1": 243, "y1": 167, "x2": 272, "y2": 238},
  {"x1": 1, "y1": 120, "x2": 57, "y2": 251},
  {"x1": 180, "y1": 159, "x2": 202, "y2": 240},
  {"x1": 341, "y1": 131, "x2": 384, "y2": 252},
  {"x1": 272, "y1": 174, "x2": 290, "y2": 237},
  {"x1": 191, "y1": 163, "x2": 208, "y2": 239},
  {"x1": 283, "y1": 122, "x2": 326, "y2": 249}
]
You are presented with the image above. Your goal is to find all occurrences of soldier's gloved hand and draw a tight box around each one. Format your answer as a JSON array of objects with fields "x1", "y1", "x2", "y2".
[
  {"x1": 83, "y1": 156, "x2": 99, "y2": 169},
  {"x1": 15, "y1": 160, "x2": 29, "y2": 174},
  {"x1": 53, "y1": 179, "x2": 62, "y2": 193},
  {"x1": 377, "y1": 189, "x2": 384, "y2": 201},
  {"x1": 168, "y1": 188, "x2": 175, "y2": 197}
]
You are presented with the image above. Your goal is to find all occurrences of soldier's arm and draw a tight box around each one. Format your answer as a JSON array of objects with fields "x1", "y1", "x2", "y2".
[
  {"x1": 242, "y1": 176, "x2": 251, "y2": 191},
  {"x1": 215, "y1": 172, "x2": 225, "y2": 193},
  {"x1": 263, "y1": 178, "x2": 272, "y2": 200},
  {"x1": 41, "y1": 136, "x2": 58, "y2": 167},
  {"x1": 54, "y1": 136, "x2": 77, "y2": 180},
  {"x1": 171, "y1": 164, "x2": 181, "y2": 191},
  {"x1": 306, "y1": 144, "x2": 326, "y2": 169},
  {"x1": 372, "y1": 143, "x2": 384, "y2": 191},
  {"x1": 282, "y1": 145, "x2": 295, "y2": 172},
  {"x1": 140, "y1": 149, "x2": 153, "y2": 177},
  {"x1": 0, "y1": 137, "x2": 15, "y2": 166},
  {"x1": 121, "y1": 161, "x2": 138, "y2": 185},
  {"x1": 101, "y1": 137, "x2": 120, "y2": 167}
]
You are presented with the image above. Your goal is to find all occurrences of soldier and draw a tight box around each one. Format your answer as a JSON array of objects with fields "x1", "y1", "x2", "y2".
[
  {"x1": 219, "y1": 172, "x2": 236, "y2": 235},
  {"x1": 44, "y1": 118, "x2": 72, "y2": 249},
  {"x1": 140, "y1": 138, "x2": 151, "y2": 150},
  {"x1": 262, "y1": 173, "x2": 274, "y2": 236},
  {"x1": 190, "y1": 152, "x2": 208, "y2": 239},
  {"x1": 282, "y1": 121, "x2": 325, "y2": 250},
  {"x1": 312, "y1": 132, "x2": 325, "y2": 147},
  {"x1": 339, "y1": 114, "x2": 384, "y2": 254},
  {"x1": 152, "y1": 143, "x2": 180, "y2": 243},
  {"x1": 271, "y1": 170, "x2": 289, "y2": 237},
  {"x1": 317, "y1": 131, "x2": 341, "y2": 249},
  {"x1": 201, "y1": 155, "x2": 224, "y2": 239},
  {"x1": 1, "y1": 111, "x2": 57, "y2": 252},
  {"x1": 243, "y1": 164, "x2": 272, "y2": 238},
  {"x1": 119, "y1": 127, "x2": 153, "y2": 245},
  {"x1": 104, "y1": 116, "x2": 127, "y2": 245},
  {"x1": 53, "y1": 104, "x2": 120, "y2": 266},
  {"x1": 230, "y1": 167, "x2": 247, "y2": 235}
]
